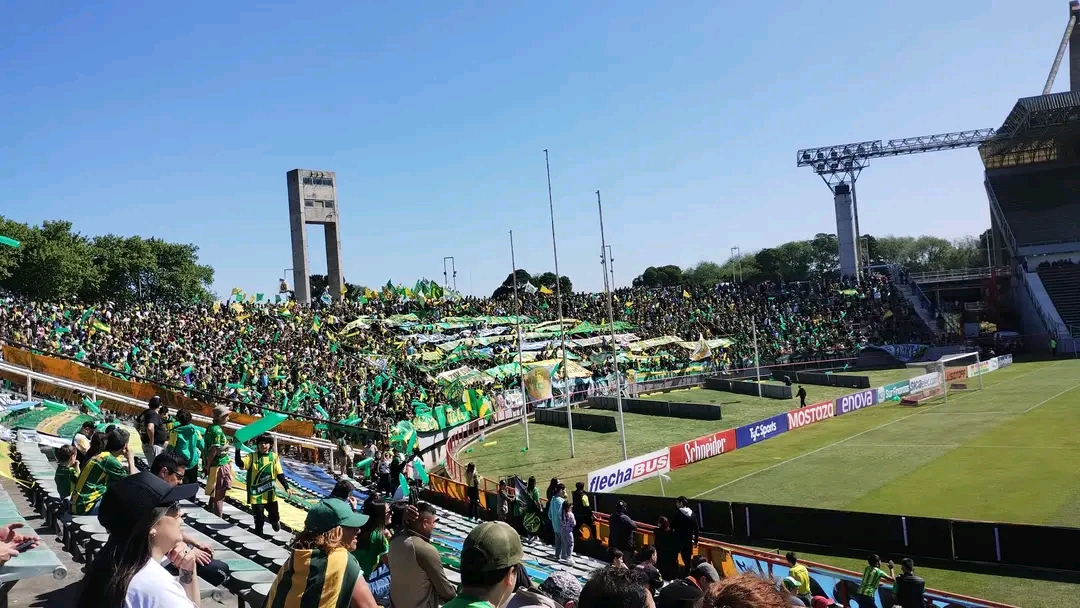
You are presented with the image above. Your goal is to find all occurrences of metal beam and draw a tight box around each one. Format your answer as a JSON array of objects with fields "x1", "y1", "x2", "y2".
[{"x1": 797, "y1": 129, "x2": 996, "y2": 176}]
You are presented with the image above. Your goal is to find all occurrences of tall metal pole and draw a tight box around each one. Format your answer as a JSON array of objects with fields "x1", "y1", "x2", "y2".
[
  {"x1": 443, "y1": 257, "x2": 458, "y2": 292},
  {"x1": 545, "y1": 149, "x2": 574, "y2": 457},
  {"x1": 605, "y1": 245, "x2": 615, "y2": 288},
  {"x1": 752, "y1": 318, "x2": 762, "y2": 399},
  {"x1": 510, "y1": 230, "x2": 529, "y2": 450},
  {"x1": 597, "y1": 190, "x2": 627, "y2": 461},
  {"x1": 730, "y1": 247, "x2": 741, "y2": 282}
]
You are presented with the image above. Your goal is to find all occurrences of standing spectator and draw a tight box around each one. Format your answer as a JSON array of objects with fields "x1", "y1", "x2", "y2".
[
  {"x1": 497, "y1": 479, "x2": 512, "y2": 522},
  {"x1": 703, "y1": 574, "x2": 788, "y2": 608},
  {"x1": 557, "y1": 501, "x2": 575, "y2": 565},
  {"x1": 571, "y1": 481, "x2": 594, "y2": 536},
  {"x1": 853, "y1": 554, "x2": 893, "y2": 608},
  {"x1": 654, "y1": 516, "x2": 680, "y2": 581},
  {"x1": 78, "y1": 472, "x2": 200, "y2": 608},
  {"x1": 140, "y1": 396, "x2": 167, "y2": 458},
  {"x1": 235, "y1": 433, "x2": 292, "y2": 536},
  {"x1": 547, "y1": 484, "x2": 566, "y2": 559},
  {"x1": 609, "y1": 501, "x2": 637, "y2": 553},
  {"x1": 72, "y1": 420, "x2": 95, "y2": 467},
  {"x1": 72, "y1": 428, "x2": 138, "y2": 515},
  {"x1": 167, "y1": 410, "x2": 203, "y2": 485},
  {"x1": 202, "y1": 405, "x2": 232, "y2": 517},
  {"x1": 785, "y1": 552, "x2": 812, "y2": 607},
  {"x1": 891, "y1": 558, "x2": 925, "y2": 608},
  {"x1": 671, "y1": 497, "x2": 699, "y2": 575},
  {"x1": 523, "y1": 476, "x2": 542, "y2": 542},
  {"x1": 352, "y1": 498, "x2": 391, "y2": 579},
  {"x1": 388, "y1": 502, "x2": 456, "y2": 608},
  {"x1": 796, "y1": 385, "x2": 807, "y2": 408},
  {"x1": 263, "y1": 498, "x2": 378, "y2": 608},
  {"x1": 465, "y1": 463, "x2": 482, "y2": 521},
  {"x1": 441, "y1": 521, "x2": 524, "y2": 608},
  {"x1": 578, "y1": 566, "x2": 652, "y2": 608}
]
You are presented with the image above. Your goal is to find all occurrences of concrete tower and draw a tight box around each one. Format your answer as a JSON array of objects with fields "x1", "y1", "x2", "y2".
[{"x1": 287, "y1": 169, "x2": 343, "y2": 304}]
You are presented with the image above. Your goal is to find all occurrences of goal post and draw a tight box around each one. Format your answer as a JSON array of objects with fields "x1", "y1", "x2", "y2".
[{"x1": 906, "y1": 351, "x2": 983, "y2": 403}]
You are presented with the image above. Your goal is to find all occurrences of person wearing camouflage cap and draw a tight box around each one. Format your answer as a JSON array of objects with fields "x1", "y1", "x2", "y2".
[{"x1": 444, "y1": 521, "x2": 525, "y2": 608}]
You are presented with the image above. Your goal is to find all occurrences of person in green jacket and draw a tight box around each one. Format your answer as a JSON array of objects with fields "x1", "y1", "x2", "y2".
[{"x1": 166, "y1": 410, "x2": 203, "y2": 485}]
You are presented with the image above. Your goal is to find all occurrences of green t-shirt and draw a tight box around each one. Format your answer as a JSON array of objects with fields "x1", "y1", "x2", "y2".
[
  {"x1": 205, "y1": 424, "x2": 230, "y2": 467},
  {"x1": 442, "y1": 596, "x2": 494, "y2": 608},
  {"x1": 858, "y1": 565, "x2": 889, "y2": 596},
  {"x1": 351, "y1": 529, "x2": 390, "y2": 578},
  {"x1": 54, "y1": 464, "x2": 78, "y2": 500}
]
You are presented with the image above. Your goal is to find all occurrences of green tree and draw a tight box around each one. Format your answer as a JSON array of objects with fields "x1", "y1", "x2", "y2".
[
  {"x1": 492, "y1": 270, "x2": 533, "y2": 299},
  {"x1": 684, "y1": 261, "x2": 725, "y2": 287},
  {"x1": 809, "y1": 233, "x2": 839, "y2": 274},
  {"x1": 633, "y1": 265, "x2": 684, "y2": 287},
  {"x1": 532, "y1": 271, "x2": 572, "y2": 294}
]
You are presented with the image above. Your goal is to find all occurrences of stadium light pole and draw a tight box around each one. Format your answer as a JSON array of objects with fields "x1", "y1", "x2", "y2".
[
  {"x1": 752, "y1": 318, "x2": 762, "y2": 399},
  {"x1": 730, "y1": 247, "x2": 741, "y2": 282},
  {"x1": 443, "y1": 257, "x2": 457, "y2": 292},
  {"x1": 545, "y1": 149, "x2": 575, "y2": 458},
  {"x1": 510, "y1": 230, "x2": 530, "y2": 450},
  {"x1": 597, "y1": 190, "x2": 628, "y2": 461},
  {"x1": 605, "y1": 245, "x2": 616, "y2": 288}
]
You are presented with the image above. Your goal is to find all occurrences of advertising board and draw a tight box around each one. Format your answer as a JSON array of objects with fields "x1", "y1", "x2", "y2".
[
  {"x1": 967, "y1": 360, "x2": 991, "y2": 377},
  {"x1": 735, "y1": 412, "x2": 789, "y2": 449},
  {"x1": 945, "y1": 367, "x2": 968, "y2": 382},
  {"x1": 786, "y1": 401, "x2": 834, "y2": 431},
  {"x1": 907, "y1": 372, "x2": 941, "y2": 395},
  {"x1": 669, "y1": 428, "x2": 737, "y2": 469},
  {"x1": 875, "y1": 380, "x2": 910, "y2": 403},
  {"x1": 998, "y1": 354, "x2": 1013, "y2": 367},
  {"x1": 835, "y1": 389, "x2": 878, "y2": 416},
  {"x1": 587, "y1": 449, "x2": 671, "y2": 493}
]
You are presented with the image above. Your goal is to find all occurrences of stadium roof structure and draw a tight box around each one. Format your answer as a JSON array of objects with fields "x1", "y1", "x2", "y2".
[{"x1": 979, "y1": 91, "x2": 1080, "y2": 168}]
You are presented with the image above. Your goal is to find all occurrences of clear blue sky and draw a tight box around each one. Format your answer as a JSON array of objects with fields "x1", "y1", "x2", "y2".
[{"x1": 0, "y1": 1, "x2": 1069, "y2": 298}]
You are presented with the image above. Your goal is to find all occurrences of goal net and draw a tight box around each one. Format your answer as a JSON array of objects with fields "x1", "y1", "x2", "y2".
[{"x1": 905, "y1": 351, "x2": 983, "y2": 402}]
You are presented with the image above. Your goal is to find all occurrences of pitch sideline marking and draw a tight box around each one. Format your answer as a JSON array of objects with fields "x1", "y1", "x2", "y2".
[{"x1": 691, "y1": 362, "x2": 1073, "y2": 500}]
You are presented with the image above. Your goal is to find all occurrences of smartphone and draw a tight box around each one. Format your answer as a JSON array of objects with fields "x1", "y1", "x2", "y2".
[{"x1": 13, "y1": 539, "x2": 35, "y2": 552}]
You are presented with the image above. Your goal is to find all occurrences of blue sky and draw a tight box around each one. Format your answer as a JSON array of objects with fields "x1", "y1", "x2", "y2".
[{"x1": 0, "y1": 1, "x2": 1069, "y2": 298}]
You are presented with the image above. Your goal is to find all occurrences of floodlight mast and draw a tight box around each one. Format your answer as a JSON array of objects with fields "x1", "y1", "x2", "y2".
[{"x1": 796, "y1": 128, "x2": 995, "y2": 279}]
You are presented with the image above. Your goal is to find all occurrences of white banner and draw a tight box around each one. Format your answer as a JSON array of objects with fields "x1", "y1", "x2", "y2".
[
  {"x1": 907, "y1": 372, "x2": 941, "y2": 394},
  {"x1": 586, "y1": 449, "x2": 670, "y2": 493}
]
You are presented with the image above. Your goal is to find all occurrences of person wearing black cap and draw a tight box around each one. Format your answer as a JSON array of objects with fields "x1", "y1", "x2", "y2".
[
  {"x1": 263, "y1": 498, "x2": 377, "y2": 608},
  {"x1": 77, "y1": 471, "x2": 202, "y2": 608}
]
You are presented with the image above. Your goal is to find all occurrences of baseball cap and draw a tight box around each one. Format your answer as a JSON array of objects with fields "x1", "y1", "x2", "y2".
[
  {"x1": 690, "y1": 562, "x2": 721, "y2": 583},
  {"x1": 811, "y1": 597, "x2": 842, "y2": 608},
  {"x1": 539, "y1": 571, "x2": 582, "y2": 605},
  {"x1": 98, "y1": 472, "x2": 199, "y2": 536},
  {"x1": 656, "y1": 578, "x2": 704, "y2": 608},
  {"x1": 213, "y1": 405, "x2": 232, "y2": 419},
  {"x1": 783, "y1": 576, "x2": 800, "y2": 590},
  {"x1": 305, "y1": 499, "x2": 369, "y2": 534},
  {"x1": 460, "y1": 521, "x2": 524, "y2": 573}
]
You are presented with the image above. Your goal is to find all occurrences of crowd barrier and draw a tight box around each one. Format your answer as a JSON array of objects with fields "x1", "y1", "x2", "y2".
[
  {"x1": 771, "y1": 370, "x2": 871, "y2": 389},
  {"x1": 704, "y1": 377, "x2": 792, "y2": 399},
  {"x1": 588, "y1": 396, "x2": 722, "y2": 420},
  {"x1": 534, "y1": 408, "x2": 618, "y2": 433}
]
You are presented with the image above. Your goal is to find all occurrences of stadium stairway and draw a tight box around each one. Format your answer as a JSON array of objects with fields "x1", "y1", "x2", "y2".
[{"x1": 1036, "y1": 263, "x2": 1080, "y2": 332}]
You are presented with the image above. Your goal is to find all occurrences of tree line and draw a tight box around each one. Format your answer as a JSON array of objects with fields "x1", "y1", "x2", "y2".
[
  {"x1": 633, "y1": 231, "x2": 993, "y2": 287},
  {"x1": 491, "y1": 270, "x2": 573, "y2": 299},
  {"x1": 0, "y1": 215, "x2": 215, "y2": 303}
]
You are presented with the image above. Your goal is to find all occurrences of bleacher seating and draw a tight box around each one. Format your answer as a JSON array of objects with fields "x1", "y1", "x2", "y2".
[
  {"x1": 988, "y1": 167, "x2": 1080, "y2": 245},
  {"x1": 1037, "y1": 264, "x2": 1080, "y2": 331}
]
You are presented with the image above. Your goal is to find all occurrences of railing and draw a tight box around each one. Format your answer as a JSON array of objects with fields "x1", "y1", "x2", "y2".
[
  {"x1": 909, "y1": 266, "x2": 1011, "y2": 284},
  {"x1": 1016, "y1": 268, "x2": 1070, "y2": 341},
  {"x1": 984, "y1": 179, "x2": 1018, "y2": 255}
]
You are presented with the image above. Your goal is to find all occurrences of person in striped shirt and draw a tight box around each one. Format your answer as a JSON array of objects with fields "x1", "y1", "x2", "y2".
[
  {"x1": 854, "y1": 553, "x2": 894, "y2": 608},
  {"x1": 234, "y1": 433, "x2": 291, "y2": 535},
  {"x1": 264, "y1": 498, "x2": 378, "y2": 608},
  {"x1": 71, "y1": 427, "x2": 139, "y2": 515},
  {"x1": 202, "y1": 405, "x2": 233, "y2": 517}
]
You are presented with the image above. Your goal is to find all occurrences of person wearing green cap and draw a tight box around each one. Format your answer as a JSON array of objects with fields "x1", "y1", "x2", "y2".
[
  {"x1": 264, "y1": 498, "x2": 378, "y2": 608},
  {"x1": 443, "y1": 521, "x2": 526, "y2": 608}
]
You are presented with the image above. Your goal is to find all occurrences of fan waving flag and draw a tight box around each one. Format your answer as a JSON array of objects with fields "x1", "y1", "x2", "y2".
[{"x1": 690, "y1": 333, "x2": 712, "y2": 361}]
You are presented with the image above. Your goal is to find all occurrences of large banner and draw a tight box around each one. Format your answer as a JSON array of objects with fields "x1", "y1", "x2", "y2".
[
  {"x1": 735, "y1": 413, "x2": 789, "y2": 449},
  {"x1": 587, "y1": 448, "x2": 670, "y2": 493},
  {"x1": 669, "y1": 429, "x2": 737, "y2": 469},
  {"x1": 786, "y1": 401, "x2": 834, "y2": 431},
  {"x1": 834, "y1": 389, "x2": 878, "y2": 416}
]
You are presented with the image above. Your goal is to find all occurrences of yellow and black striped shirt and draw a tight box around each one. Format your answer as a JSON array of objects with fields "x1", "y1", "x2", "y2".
[
  {"x1": 72, "y1": 452, "x2": 128, "y2": 515},
  {"x1": 264, "y1": 547, "x2": 361, "y2": 608},
  {"x1": 240, "y1": 452, "x2": 282, "y2": 505}
]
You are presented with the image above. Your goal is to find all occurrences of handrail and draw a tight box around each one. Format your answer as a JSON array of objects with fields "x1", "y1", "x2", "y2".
[
  {"x1": 984, "y1": 179, "x2": 1018, "y2": 255},
  {"x1": 908, "y1": 267, "x2": 1011, "y2": 284}
]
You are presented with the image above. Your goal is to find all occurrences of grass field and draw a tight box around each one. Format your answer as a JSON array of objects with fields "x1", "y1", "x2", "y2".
[{"x1": 459, "y1": 359, "x2": 1080, "y2": 606}]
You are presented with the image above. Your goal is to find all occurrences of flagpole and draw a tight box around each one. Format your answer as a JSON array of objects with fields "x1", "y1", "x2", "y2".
[
  {"x1": 752, "y1": 318, "x2": 762, "y2": 399},
  {"x1": 510, "y1": 230, "x2": 530, "y2": 451},
  {"x1": 545, "y1": 149, "x2": 574, "y2": 458},
  {"x1": 597, "y1": 190, "x2": 627, "y2": 461}
]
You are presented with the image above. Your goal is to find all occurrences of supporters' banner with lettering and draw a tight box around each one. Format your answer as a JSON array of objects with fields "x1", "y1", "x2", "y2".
[
  {"x1": 834, "y1": 389, "x2": 878, "y2": 416},
  {"x1": 786, "y1": 401, "x2": 834, "y2": 431},
  {"x1": 735, "y1": 412, "x2": 789, "y2": 449},
  {"x1": 587, "y1": 449, "x2": 671, "y2": 493},
  {"x1": 866, "y1": 343, "x2": 929, "y2": 363},
  {"x1": 669, "y1": 429, "x2": 737, "y2": 469},
  {"x1": 875, "y1": 380, "x2": 910, "y2": 403}
]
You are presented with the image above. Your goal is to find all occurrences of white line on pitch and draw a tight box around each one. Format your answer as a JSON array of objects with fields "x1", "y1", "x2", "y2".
[
  {"x1": 845, "y1": 443, "x2": 1080, "y2": 450},
  {"x1": 690, "y1": 363, "x2": 1068, "y2": 500}
]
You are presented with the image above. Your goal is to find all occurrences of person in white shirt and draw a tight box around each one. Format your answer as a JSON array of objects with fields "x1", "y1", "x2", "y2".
[{"x1": 77, "y1": 471, "x2": 202, "y2": 608}]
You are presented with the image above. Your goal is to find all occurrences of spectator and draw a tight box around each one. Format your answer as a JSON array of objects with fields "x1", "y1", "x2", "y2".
[
  {"x1": 388, "y1": 502, "x2": 456, "y2": 608},
  {"x1": 609, "y1": 501, "x2": 637, "y2": 553},
  {"x1": 202, "y1": 405, "x2": 232, "y2": 517},
  {"x1": 891, "y1": 558, "x2": 925, "y2": 608},
  {"x1": 633, "y1": 562, "x2": 664, "y2": 600},
  {"x1": 465, "y1": 463, "x2": 482, "y2": 521},
  {"x1": 570, "y1": 481, "x2": 593, "y2": 535},
  {"x1": 853, "y1": 554, "x2": 893, "y2": 608},
  {"x1": 547, "y1": 483, "x2": 566, "y2": 559},
  {"x1": 53, "y1": 444, "x2": 79, "y2": 514},
  {"x1": 442, "y1": 521, "x2": 524, "y2": 608},
  {"x1": 78, "y1": 471, "x2": 200, "y2": 608},
  {"x1": 497, "y1": 479, "x2": 512, "y2": 522},
  {"x1": 72, "y1": 427, "x2": 138, "y2": 515},
  {"x1": 785, "y1": 552, "x2": 812, "y2": 606},
  {"x1": 796, "y1": 385, "x2": 807, "y2": 408},
  {"x1": 557, "y1": 501, "x2": 575, "y2": 565},
  {"x1": 578, "y1": 566, "x2": 653, "y2": 608},
  {"x1": 687, "y1": 562, "x2": 720, "y2": 593},
  {"x1": 331, "y1": 479, "x2": 359, "y2": 509},
  {"x1": 72, "y1": 420, "x2": 95, "y2": 467},
  {"x1": 810, "y1": 598, "x2": 840, "y2": 608},
  {"x1": 538, "y1": 571, "x2": 583, "y2": 608},
  {"x1": 703, "y1": 574, "x2": 788, "y2": 608},
  {"x1": 507, "y1": 564, "x2": 557, "y2": 608},
  {"x1": 234, "y1": 433, "x2": 292, "y2": 536},
  {"x1": 140, "y1": 395, "x2": 167, "y2": 457},
  {"x1": 654, "y1": 516, "x2": 680, "y2": 580},
  {"x1": 167, "y1": 410, "x2": 203, "y2": 485},
  {"x1": 781, "y1": 578, "x2": 806, "y2": 606},
  {"x1": 656, "y1": 576, "x2": 703, "y2": 608},
  {"x1": 149, "y1": 452, "x2": 230, "y2": 588},
  {"x1": 352, "y1": 497, "x2": 391, "y2": 579},
  {"x1": 608, "y1": 548, "x2": 627, "y2": 569},
  {"x1": 263, "y1": 498, "x2": 377, "y2": 608},
  {"x1": 671, "y1": 496, "x2": 699, "y2": 575}
]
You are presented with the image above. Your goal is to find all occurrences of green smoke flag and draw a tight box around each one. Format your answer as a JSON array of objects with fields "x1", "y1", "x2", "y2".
[{"x1": 0, "y1": 236, "x2": 20, "y2": 248}]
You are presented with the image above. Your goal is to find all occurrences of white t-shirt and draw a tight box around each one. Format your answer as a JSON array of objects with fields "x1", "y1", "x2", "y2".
[{"x1": 125, "y1": 559, "x2": 195, "y2": 608}]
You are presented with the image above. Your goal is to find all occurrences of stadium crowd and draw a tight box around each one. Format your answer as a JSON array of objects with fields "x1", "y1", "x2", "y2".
[{"x1": 0, "y1": 271, "x2": 923, "y2": 432}]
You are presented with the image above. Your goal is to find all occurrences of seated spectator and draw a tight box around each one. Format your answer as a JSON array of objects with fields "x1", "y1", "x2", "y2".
[
  {"x1": 264, "y1": 498, "x2": 377, "y2": 608},
  {"x1": 608, "y1": 547, "x2": 627, "y2": 569},
  {"x1": 352, "y1": 497, "x2": 391, "y2": 579},
  {"x1": 891, "y1": 558, "x2": 925, "y2": 608},
  {"x1": 538, "y1": 571, "x2": 583, "y2": 608},
  {"x1": 331, "y1": 479, "x2": 359, "y2": 509},
  {"x1": 442, "y1": 521, "x2": 524, "y2": 608},
  {"x1": 72, "y1": 427, "x2": 138, "y2": 515},
  {"x1": 781, "y1": 577, "x2": 806, "y2": 606},
  {"x1": 703, "y1": 574, "x2": 788, "y2": 608},
  {"x1": 388, "y1": 501, "x2": 456, "y2": 608},
  {"x1": 53, "y1": 444, "x2": 79, "y2": 514},
  {"x1": 578, "y1": 566, "x2": 653, "y2": 608}
]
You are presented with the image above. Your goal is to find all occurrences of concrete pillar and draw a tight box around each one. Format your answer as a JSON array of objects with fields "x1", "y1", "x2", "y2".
[
  {"x1": 1071, "y1": 1, "x2": 1080, "y2": 91},
  {"x1": 287, "y1": 169, "x2": 342, "y2": 304},
  {"x1": 833, "y1": 183, "x2": 859, "y2": 278},
  {"x1": 324, "y1": 224, "x2": 345, "y2": 301}
]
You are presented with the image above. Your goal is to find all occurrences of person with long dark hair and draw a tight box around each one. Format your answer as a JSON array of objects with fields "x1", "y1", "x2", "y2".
[
  {"x1": 654, "y1": 516, "x2": 680, "y2": 581},
  {"x1": 78, "y1": 471, "x2": 201, "y2": 607},
  {"x1": 352, "y1": 497, "x2": 390, "y2": 579},
  {"x1": 72, "y1": 427, "x2": 138, "y2": 515}
]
